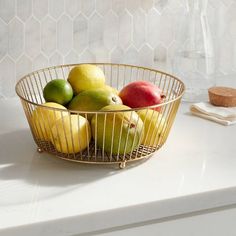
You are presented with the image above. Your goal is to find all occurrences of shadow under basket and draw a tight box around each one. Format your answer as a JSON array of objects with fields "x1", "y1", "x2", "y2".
[{"x1": 15, "y1": 63, "x2": 185, "y2": 169}]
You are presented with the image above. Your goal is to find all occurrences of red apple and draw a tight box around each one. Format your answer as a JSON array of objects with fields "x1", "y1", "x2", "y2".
[{"x1": 119, "y1": 81, "x2": 165, "y2": 111}]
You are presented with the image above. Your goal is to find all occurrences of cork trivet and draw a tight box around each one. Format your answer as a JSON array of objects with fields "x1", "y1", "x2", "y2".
[{"x1": 208, "y1": 87, "x2": 236, "y2": 107}]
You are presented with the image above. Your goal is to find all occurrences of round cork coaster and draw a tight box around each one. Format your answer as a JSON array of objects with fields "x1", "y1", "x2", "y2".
[{"x1": 208, "y1": 87, "x2": 236, "y2": 107}]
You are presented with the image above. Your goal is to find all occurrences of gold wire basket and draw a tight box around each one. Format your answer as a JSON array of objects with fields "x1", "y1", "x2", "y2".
[{"x1": 15, "y1": 63, "x2": 184, "y2": 169}]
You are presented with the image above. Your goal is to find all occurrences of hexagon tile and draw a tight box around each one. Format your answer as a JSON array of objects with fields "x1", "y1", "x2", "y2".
[{"x1": 0, "y1": 0, "x2": 235, "y2": 97}]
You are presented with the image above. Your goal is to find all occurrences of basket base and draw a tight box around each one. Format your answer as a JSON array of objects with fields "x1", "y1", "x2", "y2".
[
  {"x1": 37, "y1": 147, "x2": 43, "y2": 153},
  {"x1": 35, "y1": 140, "x2": 161, "y2": 168},
  {"x1": 119, "y1": 161, "x2": 126, "y2": 169}
]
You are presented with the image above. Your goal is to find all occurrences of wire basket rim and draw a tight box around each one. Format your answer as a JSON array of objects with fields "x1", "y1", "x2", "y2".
[{"x1": 15, "y1": 63, "x2": 185, "y2": 113}]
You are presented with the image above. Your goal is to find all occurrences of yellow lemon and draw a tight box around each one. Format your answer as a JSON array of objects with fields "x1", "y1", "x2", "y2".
[
  {"x1": 31, "y1": 102, "x2": 67, "y2": 141},
  {"x1": 50, "y1": 114, "x2": 91, "y2": 154},
  {"x1": 137, "y1": 109, "x2": 167, "y2": 147},
  {"x1": 67, "y1": 64, "x2": 105, "y2": 94}
]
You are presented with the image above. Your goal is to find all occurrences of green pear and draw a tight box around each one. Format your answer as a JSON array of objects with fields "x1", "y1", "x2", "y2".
[{"x1": 91, "y1": 105, "x2": 144, "y2": 155}]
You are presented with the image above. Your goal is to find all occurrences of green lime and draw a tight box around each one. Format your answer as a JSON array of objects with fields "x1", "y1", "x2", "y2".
[{"x1": 43, "y1": 79, "x2": 73, "y2": 105}]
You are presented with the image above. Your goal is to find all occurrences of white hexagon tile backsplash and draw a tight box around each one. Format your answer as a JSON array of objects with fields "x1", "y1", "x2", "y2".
[{"x1": 0, "y1": 0, "x2": 236, "y2": 97}]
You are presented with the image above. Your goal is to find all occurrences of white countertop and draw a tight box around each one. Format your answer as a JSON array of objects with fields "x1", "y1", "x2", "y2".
[{"x1": 0, "y1": 98, "x2": 236, "y2": 236}]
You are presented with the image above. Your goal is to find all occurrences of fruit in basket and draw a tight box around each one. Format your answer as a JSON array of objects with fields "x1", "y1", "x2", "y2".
[
  {"x1": 91, "y1": 104, "x2": 144, "y2": 155},
  {"x1": 68, "y1": 88, "x2": 122, "y2": 119},
  {"x1": 119, "y1": 81, "x2": 165, "y2": 111},
  {"x1": 104, "y1": 85, "x2": 119, "y2": 95},
  {"x1": 137, "y1": 109, "x2": 167, "y2": 147},
  {"x1": 31, "y1": 102, "x2": 67, "y2": 141},
  {"x1": 43, "y1": 79, "x2": 73, "y2": 105},
  {"x1": 67, "y1": 64, "x2": 106, "y2": 94},
  {"x1": 50, "y1": 114, "x2": 91, "y2": 154}
]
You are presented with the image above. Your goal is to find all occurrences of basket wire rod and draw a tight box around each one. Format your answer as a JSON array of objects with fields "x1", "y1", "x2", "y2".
[
  {"x1": 141, "y1": 68, "x2": 145, "y2": 82},
  {"x1": 76, "y1": 113, "x2": 84, "y2": 160},
  {"x1": 27, "y1": 103, "x2": 40, "y2": 145},
  {"x1": 165, "y1": 102, "x2": 178, "y2": 140},
  {"x1": 172, "y1": 77, "x2": 179, "y2": 100},
  {"x1": 84, "y1": 113, "x2": 90, "y2": 160},
  {"x1": 94, "y1": 113, "x2": 98, "y2": 160},
  {"x1": 153, "y1": 71, "x2": 158, "y2": 85},
  {"x1": 60, "y1": 65, "x2": 66, "y2": 80},
  {"x1": 36, "y1": 71, "x2": 44, "y2": 100},
  {"x1": 148, "y1": 69, "x2": 151, "y2": 83},
  {"x1": 29, "y1": 75, "x2": 39, "y2": 104},
  {"x1": 122, "y1": 110, "x2": 134, "y2": 160},
  {"x1": 116, "y1": 111, "x2": 125, "y2": 162},
  {"x1": 154, "y1": 89, "x2": 171, "y2": 146},
  {"x1": 174, "y1": 80, "x2": 182, "y2": 100},
  {"x1": 135, "y1": 67, "x2": 139, "y2": 84},
  {"x1": 45, "y1": 108, "x2": 57, "y2": 154},
  {"x1": 154, "y1": 81, "x2": 181, "y2": 150},
  {"x1": 121, "y1": 65, "x2": 125, "y2": 89},
  {"x1": 48, "y1": 68, "x2": 53, "y2": 82},
  {"x1": 141, "y1": 109, "x2": 156, "y2": 155},
  {"x1": 33, "y1": 73, "x2": 43, "y2": 104},
  {"x1": 22, "y1": 101, "x2": 37, "y2": 142},
  {"x1": 155, "y1": 78, "x2": 176, "y2": 145},
  {"x1": 144, "y1": 68, "x2": 148, "y2": 82},
  {"x1": 34, "y1": 104, "x2": 48, "y2": 142},
  {"x1": 109, "y1": 113, "x2": 116, "y2": 161},
  {"x1": 116, "y1": 65, "x2": 119, "y2": 92},
  {"x1": 134, "y1": 108, "x2": 149, "y2": 159},
  {"x1": 66, "y1": 65, "x2": 71, "y2": 78},
  {"x1": 25, "y1": 77, "x2": 35, "y2": 104},
  {"x1": 53, "y1": 109, "x2": 64, "y2": 154},
  {"x1": 129, "y1": 111, "x2": 142, "y2": 160},
  {"x1": 176, "y1": 80, "x2": 183, "y2": 98},
  {"x1": 54, "y1": 66, "x2": 59, "y2": 78},
  {"x1": 169, "y1": 78, "x2": 177, "y2": 101},
  {"x1": 109, "y1": 66, "x2": 113, "y2": 88},
  {"x1": 177, "y1": 82, "x2": 183, "y2": 98},
  {"x1": 157, "y1": 76, "x2": 173, "y2": 123},
  {"x1": 161, "y1": 74, "x2": 168, "y2": 97},
  {"x1": 129, "y1": 66, "x2": 133, "y2": 84},
  {"x1": 158, "y1": 72, "x2": 163, "y2": 88},
  {"x1": 102, "y1": 113, "x2": 107, "y2": 161},
  {"x1": 158, "y1": 100, "x2": 180, "y2": 150},
  {"x1": 101, "y1": 64, "x2": 107, "y2": 85},
  {"x1": 26, "y1": 103, "x2": 35, "y2": 134},
  {"x1": 17, "y1": 82, "x2": 24, "y2": 99},
  {"x1": 152, "y1": 106, "x2": 168, "y2": 151},
  {"x1": 43, "y1": 103, "x2": 54, "y2": 146},
  {"x1": 60, "y1": 111, "x2": 70, "y2": 158},
  {"x1": 110, "y1": 64, "x2": 113, "y2": 88},
  {"x1": 20, "y1": 82, "x2": 33, "y2": 125},
  {"x1": 147, "y1": 74, "x2": 167, "y2": 152},
  {"x1": 30, "y1": 105, "x2": 43, "y2": 147},
  {"x1": 43, "y1": 69, "x2": 49, "y2": 84},
  {"x1": 149, "y1": 76, "x2": 173, "y2": 152},
  {"x1": 21, "y1": 80, "x2": 30, "y2": 102}
]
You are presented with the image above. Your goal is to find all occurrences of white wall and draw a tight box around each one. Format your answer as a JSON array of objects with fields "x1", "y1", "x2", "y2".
[{"x1": 0, "y1": 0, "x2": 236, "y2": 98}]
